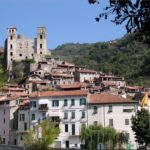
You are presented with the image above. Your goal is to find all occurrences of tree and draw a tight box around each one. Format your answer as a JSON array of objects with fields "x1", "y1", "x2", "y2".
[
  {"x1": 88, "y1": 0, "x2": 150, "y2": 44},
  {"x1": 80, "y1": 124, "x2": 128, "y2": 150},
  {"x1": 24, "y1": 119, "x2": 60, "y2": 150},
  {"x1": 131, "y1": 109, "x2": 150, "y2": 147}
]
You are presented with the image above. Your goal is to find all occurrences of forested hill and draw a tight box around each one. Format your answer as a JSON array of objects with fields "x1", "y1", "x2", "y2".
[{"x1": 52, "y1": 34, "x2": 150, "y2": 86}]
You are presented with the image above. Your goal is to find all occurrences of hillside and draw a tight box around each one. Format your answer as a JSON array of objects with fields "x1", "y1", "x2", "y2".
[{"x1": 52, "y1": 34, "x2": 150, "y2": 86}]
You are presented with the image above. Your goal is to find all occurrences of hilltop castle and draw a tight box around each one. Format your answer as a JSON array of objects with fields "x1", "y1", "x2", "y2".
[{"x1": 5, "y1": 27, "x2": 49, "y2": 70}]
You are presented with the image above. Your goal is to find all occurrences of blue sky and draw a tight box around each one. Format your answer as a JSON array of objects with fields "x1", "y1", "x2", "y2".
[{"x1": 0, "y1": 0, "x2": 126, "y2": 49}]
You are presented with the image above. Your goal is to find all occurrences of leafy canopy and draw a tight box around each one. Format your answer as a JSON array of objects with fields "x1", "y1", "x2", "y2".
[
  {"x1": 80, "y1": 124, "x2": 128, "y2": 150},
  {"x1": 131, "y1": 108, "x2": 150, "y2": 146},
  {"x1": 88, "y1": 0, "x2": 150, "y2": 43},
  {"x1": 24, "y1": 119, "x2": 60, "y2": 150}
]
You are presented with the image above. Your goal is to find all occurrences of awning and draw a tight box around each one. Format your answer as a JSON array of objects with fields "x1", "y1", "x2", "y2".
[
  {"x1": 39, "y1": 99, "x2": 49, "y2": 104},
  {"x1": 49, "y1": 111, "x2": 61, "y2": 117}
]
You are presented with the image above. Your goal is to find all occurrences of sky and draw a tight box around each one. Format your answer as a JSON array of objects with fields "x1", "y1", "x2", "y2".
[{"x1": 0, "y1": 0, "x2": 126, "y2": 49}]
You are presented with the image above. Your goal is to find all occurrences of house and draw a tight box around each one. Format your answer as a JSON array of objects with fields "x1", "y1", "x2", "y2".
[
  {"x1": 74, "y1": 69, "x2": 99, "y2": 83},
  {"x1": 29, "y1": 90, "x2": 88, "y2": 149},
  {"x1": 87, "y1": 93, "x2": 137, "y2": 149},
  {"x1": 17, "y1": 100, "x2": 30, "y2": 146},
  {"x1": 0, "y1": 94, "x2": 19, "y2": 145}
]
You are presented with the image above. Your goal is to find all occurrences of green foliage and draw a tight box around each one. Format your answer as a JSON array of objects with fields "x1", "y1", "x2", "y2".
[
  {"x1": 52, "y1": 34, "x2": 150, "y2": 86},
  {"x1": 131, "y1": 109, "x2": 150, "y2": 146},
  {"x1": 80, "y1": 124, "x2": 128, "y2": 150},
  {"x1": 11, "y1": 59, "x2": 33, "y2": 83},
  {"x1": 24, "y1": 119, "x2": 60, "y2": 150}
]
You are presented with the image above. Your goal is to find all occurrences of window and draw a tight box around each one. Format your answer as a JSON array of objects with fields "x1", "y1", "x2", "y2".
[
  {"x1": 6, "y1": 101, "x2": 10, "y2": 104},
  {"x1": 3, "y1": 138, "x2": 5, "y2": 144},
  {"x1": 10, "y1": 52, "x2": 13, "y2": 56},
  {"x1": 82, "y1": 111, "x2": 85, "y2": 119},
  {"x1": 10, "y1": 36, "x2": 13, "y2": 40},
  {"x1": 24, "y1": 123, "x2": 27, "y2": 130},
  {"x1": 65, "y1": 124, "x2": 68, "y2": 132},
  {"x1": 20, "y1": 136, "x2": 23, "y2": 141},
  {"x1": 32, "y1": 114, "x2": 35, "y2": 120},
  {"x1": 25, "y1": 56, "x2": 28, "y2": 59},
  {"x1": 93, "y1": 106, "x2": 98, "y2": 114},
  {"x1": 94, "y1": 121, "x2": 98, "y2": 125},
  {"x1": 64, "y1": 99, "x2": 68, "y2": 107},
  {"x1": 30, "y1": 101, "x2": 36, "y2": 108},
  {"x1": 3, "y1": 130, "x2": 5, "y2": 134},
  {"x1": 125, "y1": 119, "x2": 129, "y2": 125},
  {"x1": 71, "y1": 99, "x2": 75, "y2": 106},
  {"x1": 40, "y1": 44, "x2": 42, "y2": 49},
  {"x1": 71, "y1": 111, "x2": 75, "y2": 119},
  {"x1": 19, "y1": 54, "x2": 22, "y2": 57},
  {"x1": 20, "y1": 114, "x2": 25, "y2": 121},
  {"x1": 72, "y1": 124, "x2": 75, "y2": 135},
  {"x1": 3, "y1": 109, "x2": 5, "y2": 114},
  {"x1": 126, "y1": 133, "x2": 130, "y2": 141},
  {"x1": 108, "y1": 105, "x2": 113, "y2": 112},
  {"x1": 10, "y1": 44, "x2": 13, "y2": 49},
  {"x1": 52, "y1": 100, "x2": 59, "y2": 107},
  {"x1": 109, "y1": 119, "x2": 113, "y2": 127},
  {"x1": 64, "y1": 112, "x2": 68, "y2": 120},
  {"x1": 40, "y1": 52, "x2": 42, "y2": 54},
  {"x1": 80, "y1": 98, "x2": 86, "y2": 105},
  {"x1": 40, "y1": 35, "x2": 43, "y2": 39},
  {"x1": 3, "y1": 118, "x2": 5, "y2": 123}
]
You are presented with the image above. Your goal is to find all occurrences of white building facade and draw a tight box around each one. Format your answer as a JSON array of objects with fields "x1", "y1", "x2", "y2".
[
  {"x1": 29, "y1": 90, "x2": 88, "y2": 149},
  {"x1": 88, "y1": 93, "x2": 138, "y2": 149}
]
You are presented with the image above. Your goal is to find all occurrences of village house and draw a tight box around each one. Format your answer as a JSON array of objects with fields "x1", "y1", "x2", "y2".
[
  {"x1": 29, "y1": 90, "x2": 88, "y2": 149},
  {"x1": 88, "y1": 93, "x2": 138, "y2": 149},
  {"x1": 95, "y1": 74, "x2": 126, "y2": 87},
  {"x1": 74, "y1": 69, "x2": 99, "y2": 83},
  {"x1": 0, "y1": 94, "x2": 19, "y2": 145}
]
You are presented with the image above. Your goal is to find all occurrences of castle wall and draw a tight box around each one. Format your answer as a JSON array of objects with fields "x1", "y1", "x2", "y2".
[{"x1": 6, "y1": 27, "x2": 48, "y2": 71}]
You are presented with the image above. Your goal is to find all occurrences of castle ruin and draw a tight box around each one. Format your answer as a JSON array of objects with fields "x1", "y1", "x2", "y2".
[{"x1": 5, "y1": 27, "x2": 49, "y2": 70}]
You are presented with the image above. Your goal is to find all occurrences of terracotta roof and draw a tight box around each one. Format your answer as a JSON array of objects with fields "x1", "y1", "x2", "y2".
[
  {"x1": 89, "y1": 93, "x2": 136, "y2": 104},
  {"x1": 3, "y1": 87, "x2": 26, "y2": 91},
  {"x1": 4, "y1": 84, "x2": 18, "y2": 87},
  {"x1": 30, "y1": 90, "x2": 87, "y2": 98},
  {"x1": 50, "y1": 73, "x2": 73, "y2": 78},
  {"x1": 126, "y1": 86, "x2": 139, "y2": 90},
  {"x1": 58, "y1": 82, "x2": 89, "y2": 89},
  {"x1": 0, "y1": 95, "x2": 19, "y2": 102},
  {"x1": 10, "y1": 92, "x2": 29, "y2": 97},
  {"x1": 77, "y1": 69, "x2": 97, "y2": 74}
]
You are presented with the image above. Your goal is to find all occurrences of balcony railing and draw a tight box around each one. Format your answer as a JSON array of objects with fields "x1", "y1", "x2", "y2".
[{"x1": 39, "y1": 106, "x2": 48, "y2": 111}]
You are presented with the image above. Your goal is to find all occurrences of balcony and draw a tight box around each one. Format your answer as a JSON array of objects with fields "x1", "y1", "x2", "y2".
[{"x1": 39, "y1": 104, "x2": 48, "y2": 111}]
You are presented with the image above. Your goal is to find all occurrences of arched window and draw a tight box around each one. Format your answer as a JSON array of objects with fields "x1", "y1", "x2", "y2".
[
  {"x1": 40, "y1": 35, "x2": 43, "y2": 39},
  {"x1": 10, "y1": 44, "x2": 13, "y2": 49}
]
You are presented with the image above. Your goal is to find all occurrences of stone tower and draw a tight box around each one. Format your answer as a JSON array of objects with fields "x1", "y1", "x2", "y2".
[
  {"x1": 7, "y1": 27, "x2": 17, "y2": 70},
  {"x1": 35, "y1": 27, "x2": 47, "y2": 55}
]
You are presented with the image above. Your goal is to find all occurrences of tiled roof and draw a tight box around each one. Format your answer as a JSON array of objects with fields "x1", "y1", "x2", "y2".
[
  {"x1": 89, "y1": 93, "x2": 136, "y2": 104},
  {"x1": 58, "y1": 82, "x2": 89, "y2": 89},
  {"x1": 30, "y1": 90, "x2": 87, "y2": 98},
  {"x1": 126, "y1": 86, "x2": 139, "y2": 90},
  {"x1": 0, "y1": 95, "x2": 19, "y2": 102},
  {"x1": 10, "y1": 92, "x2": 29, "y2": 97},
  {"x1": 50, "y1": 73, "x2": 73, "y2": 78},
  {"x1": 3, "y1": 87, "x2": 25, "y2": 91},
  {"x1": 77, "y1": 69, "x2": 97, "y2": 74}
]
